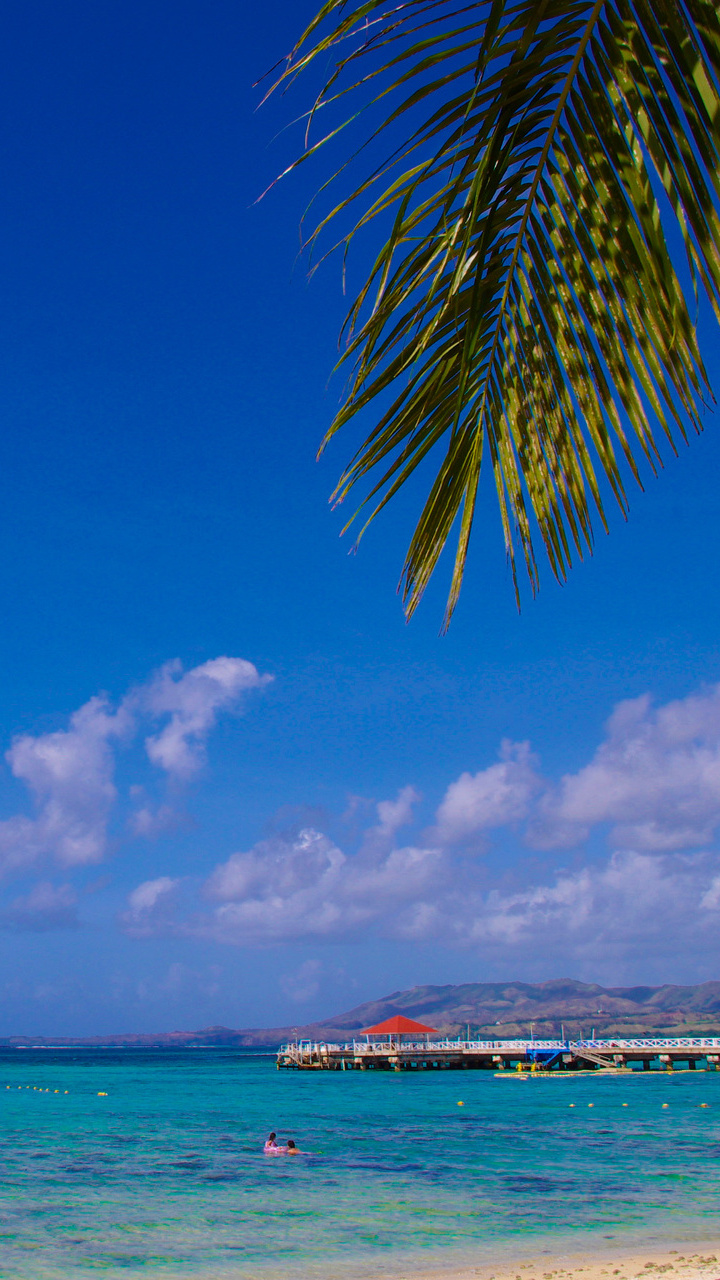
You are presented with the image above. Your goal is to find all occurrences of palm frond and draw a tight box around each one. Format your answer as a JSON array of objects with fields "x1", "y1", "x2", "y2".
[{"x1": 270, "y1": 0, "x2": 720, "y2": 627}]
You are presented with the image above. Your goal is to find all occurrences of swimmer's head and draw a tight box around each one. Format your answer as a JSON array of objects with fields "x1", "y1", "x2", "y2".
[
  {"x1": 268, "y1": 1132, "x2": 276, "y2": 1141},
  {"x1": 287, "y1": 1140, "x2": 296, "y2": 1149}
]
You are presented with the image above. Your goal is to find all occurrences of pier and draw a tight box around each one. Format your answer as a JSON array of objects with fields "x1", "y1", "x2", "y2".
[{"x1": 276, "y1": 1036, "x2": 720, "y2": 1072}]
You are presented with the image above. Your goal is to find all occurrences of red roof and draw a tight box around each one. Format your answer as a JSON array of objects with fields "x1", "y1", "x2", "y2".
[{"x1": 363, "y1": 1015, "x2": 438, "y2": 1036}]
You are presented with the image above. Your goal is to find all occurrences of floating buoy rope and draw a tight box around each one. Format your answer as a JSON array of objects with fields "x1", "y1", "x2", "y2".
[{"x1": 3, "y1": 1084, "x2": 99, "y2": 1095}]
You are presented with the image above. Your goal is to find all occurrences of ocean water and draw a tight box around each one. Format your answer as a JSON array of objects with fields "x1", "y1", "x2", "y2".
[{"x1": 0, "y1": 1049, "x2": 718, "y2": 1279}]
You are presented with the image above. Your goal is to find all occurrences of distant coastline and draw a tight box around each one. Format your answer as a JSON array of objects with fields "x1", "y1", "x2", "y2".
[{"x1": 4, "y1": 976, "x2": 720, "y2": 1047}]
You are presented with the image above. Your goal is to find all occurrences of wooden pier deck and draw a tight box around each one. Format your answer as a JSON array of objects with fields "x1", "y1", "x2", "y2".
[{"x1": 276, "y1": 1037, "x2": 720, "y2": 1072}]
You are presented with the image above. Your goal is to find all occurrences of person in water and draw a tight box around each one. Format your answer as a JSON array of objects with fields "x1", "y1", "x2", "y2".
[{"x1": 263, "y1": 1133, "x2": 301, "y2": 1155}]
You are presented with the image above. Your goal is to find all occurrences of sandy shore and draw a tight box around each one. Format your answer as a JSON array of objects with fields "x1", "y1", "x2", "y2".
[{"x1": 389, "y1": 1241, "x2": 720, "y2": 1280}]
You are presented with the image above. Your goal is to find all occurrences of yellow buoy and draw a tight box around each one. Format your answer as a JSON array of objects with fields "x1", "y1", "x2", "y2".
[
  {"x1": 569, "y1": 1103, "x2": 575, "y2": 1107},
  {"x1": 662, "y1": 1102, "x2": 669, "y2": 1108},
  {"x1": 622, "y1": 1102, "x2": 628, "y2": 1107},
  {"x1": 588, "y1": 1103, "x2": 594, "y2": 1107},
  {"x1": 457, "y1": 1101, "x2": 464, "y2": 1106},
  {"x1": 700, "y1": 1103, "x2": 709, "y2": 1108},
  {"x1": 97, "y1": 1091, "x2": 108, "y2": 1096}
]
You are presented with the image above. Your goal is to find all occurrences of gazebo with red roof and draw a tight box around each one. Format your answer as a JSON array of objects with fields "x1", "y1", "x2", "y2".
[{"x1": 362, "y1": 1014, "x2": 438, "y2": 1044}]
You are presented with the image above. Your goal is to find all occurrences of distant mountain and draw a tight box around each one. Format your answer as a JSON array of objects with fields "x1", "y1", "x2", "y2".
[
  {"x1": 5, "y1": 979, "x2": 720, "y2": 1048},
  {"x1": 310, "y1": 978, "x2": 720, "y2": 1040}
]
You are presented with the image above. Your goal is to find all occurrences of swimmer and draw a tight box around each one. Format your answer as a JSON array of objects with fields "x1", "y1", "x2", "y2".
[
  {"x1": 286, "y1": 1139, "x2": 300, "y2": 1154},
  {"x1": 263, "y1": 1132, "x2": 280, "y2": 1153}
]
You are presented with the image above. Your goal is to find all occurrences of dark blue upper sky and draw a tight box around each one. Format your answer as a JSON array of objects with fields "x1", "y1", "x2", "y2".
[{"x1": 0, "y1": 0, "x2": 717, "y2": 1035}]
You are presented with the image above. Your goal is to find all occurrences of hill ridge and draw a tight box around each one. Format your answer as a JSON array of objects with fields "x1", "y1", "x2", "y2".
[{"x1": 4, "y1": 978, "x2": 720, "y2": 1047}]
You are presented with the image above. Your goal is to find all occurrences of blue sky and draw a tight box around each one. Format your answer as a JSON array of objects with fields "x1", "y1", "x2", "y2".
[{"x1": 0, "y1": 0, "x2": 718, "y2": 1035}]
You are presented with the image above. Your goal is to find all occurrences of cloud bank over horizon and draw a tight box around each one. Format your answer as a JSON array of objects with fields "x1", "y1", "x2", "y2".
[
  {"x1": 0, "y1": 661, "x2": 718, "y2": 983},
  {"x1": 119, "y1": 681, "x2": 720, "y2": 975}
]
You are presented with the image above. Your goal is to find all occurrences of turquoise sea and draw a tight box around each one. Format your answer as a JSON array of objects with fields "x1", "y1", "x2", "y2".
[{"x1": 0, "y1": 1049, "x2": 718, "y2": 1279}]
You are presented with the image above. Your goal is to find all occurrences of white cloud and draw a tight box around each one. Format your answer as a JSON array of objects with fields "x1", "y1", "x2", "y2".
[
  {"x1": 193, "y1": 825, "x2": 447, "y2": 943},
  {"x1": 428, "y1": 684, "x2": 720, "y2": 859},
  {"x1": 433, "y1": 740, "x2": 541, "y2": 844},
  {"x1": 121, "y1": 876, "x2": 181, "y2": 938},
  {"x1": 461, "y1": 852, "x2": 675, "y2": 948},
  {"x1": 126, "y1": 876, "x2": 179, "y2": 917},
  {"x1": 101, "y1": 678, "x2": 720, "y2": 982},
  {"x1": 700, "y1": 875, "x2": 720, "y2": 910},
  {"x1": 128, "y1": 803, "x2": 183, "y2": 839},
  {"x1": 0, "y1": 695, "x2": 131, "y2": 875},
  {"x1": 119, "y1": 683, "x2": 720, "y2": 971},
  {"x1": 141, "y1": 657, "x2": 272, "y2": 779},
  {"x1": 535, "y1": 686, "x2": 720, "y2": 851},
  {"x1": 6, "y1": 670, "x2": 720, "y2": 979},
  {"x1": 0, "y1": 654, "x2": 270, "y2": 881},
  {"x1": 0, "y1": 881, "x2": 78, "y2": 932},
  {"x1": 121, "y1": 823, "x2": 720, "y2": 975},
  {"x1": 362, "y1": 786, "x2": 419, "y2": 851}
]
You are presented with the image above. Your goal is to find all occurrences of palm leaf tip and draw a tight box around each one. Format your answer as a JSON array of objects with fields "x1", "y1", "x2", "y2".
[{"x1": 269, "y1": 0, "x2": 720, "y2": 624}]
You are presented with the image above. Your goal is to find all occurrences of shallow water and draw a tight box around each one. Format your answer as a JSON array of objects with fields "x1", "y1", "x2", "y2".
[{"x1": 0, "y1": 1050, "x2": 718, "y2": 1278}]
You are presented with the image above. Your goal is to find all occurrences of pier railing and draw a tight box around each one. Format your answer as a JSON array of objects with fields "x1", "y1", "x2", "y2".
[
  {"x1": 280, "y1": 1036, "x2": 720, "y2": 1054},
  {"x1": 276, "y1": 1035, "x2": 720, "y2": 1070}
]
